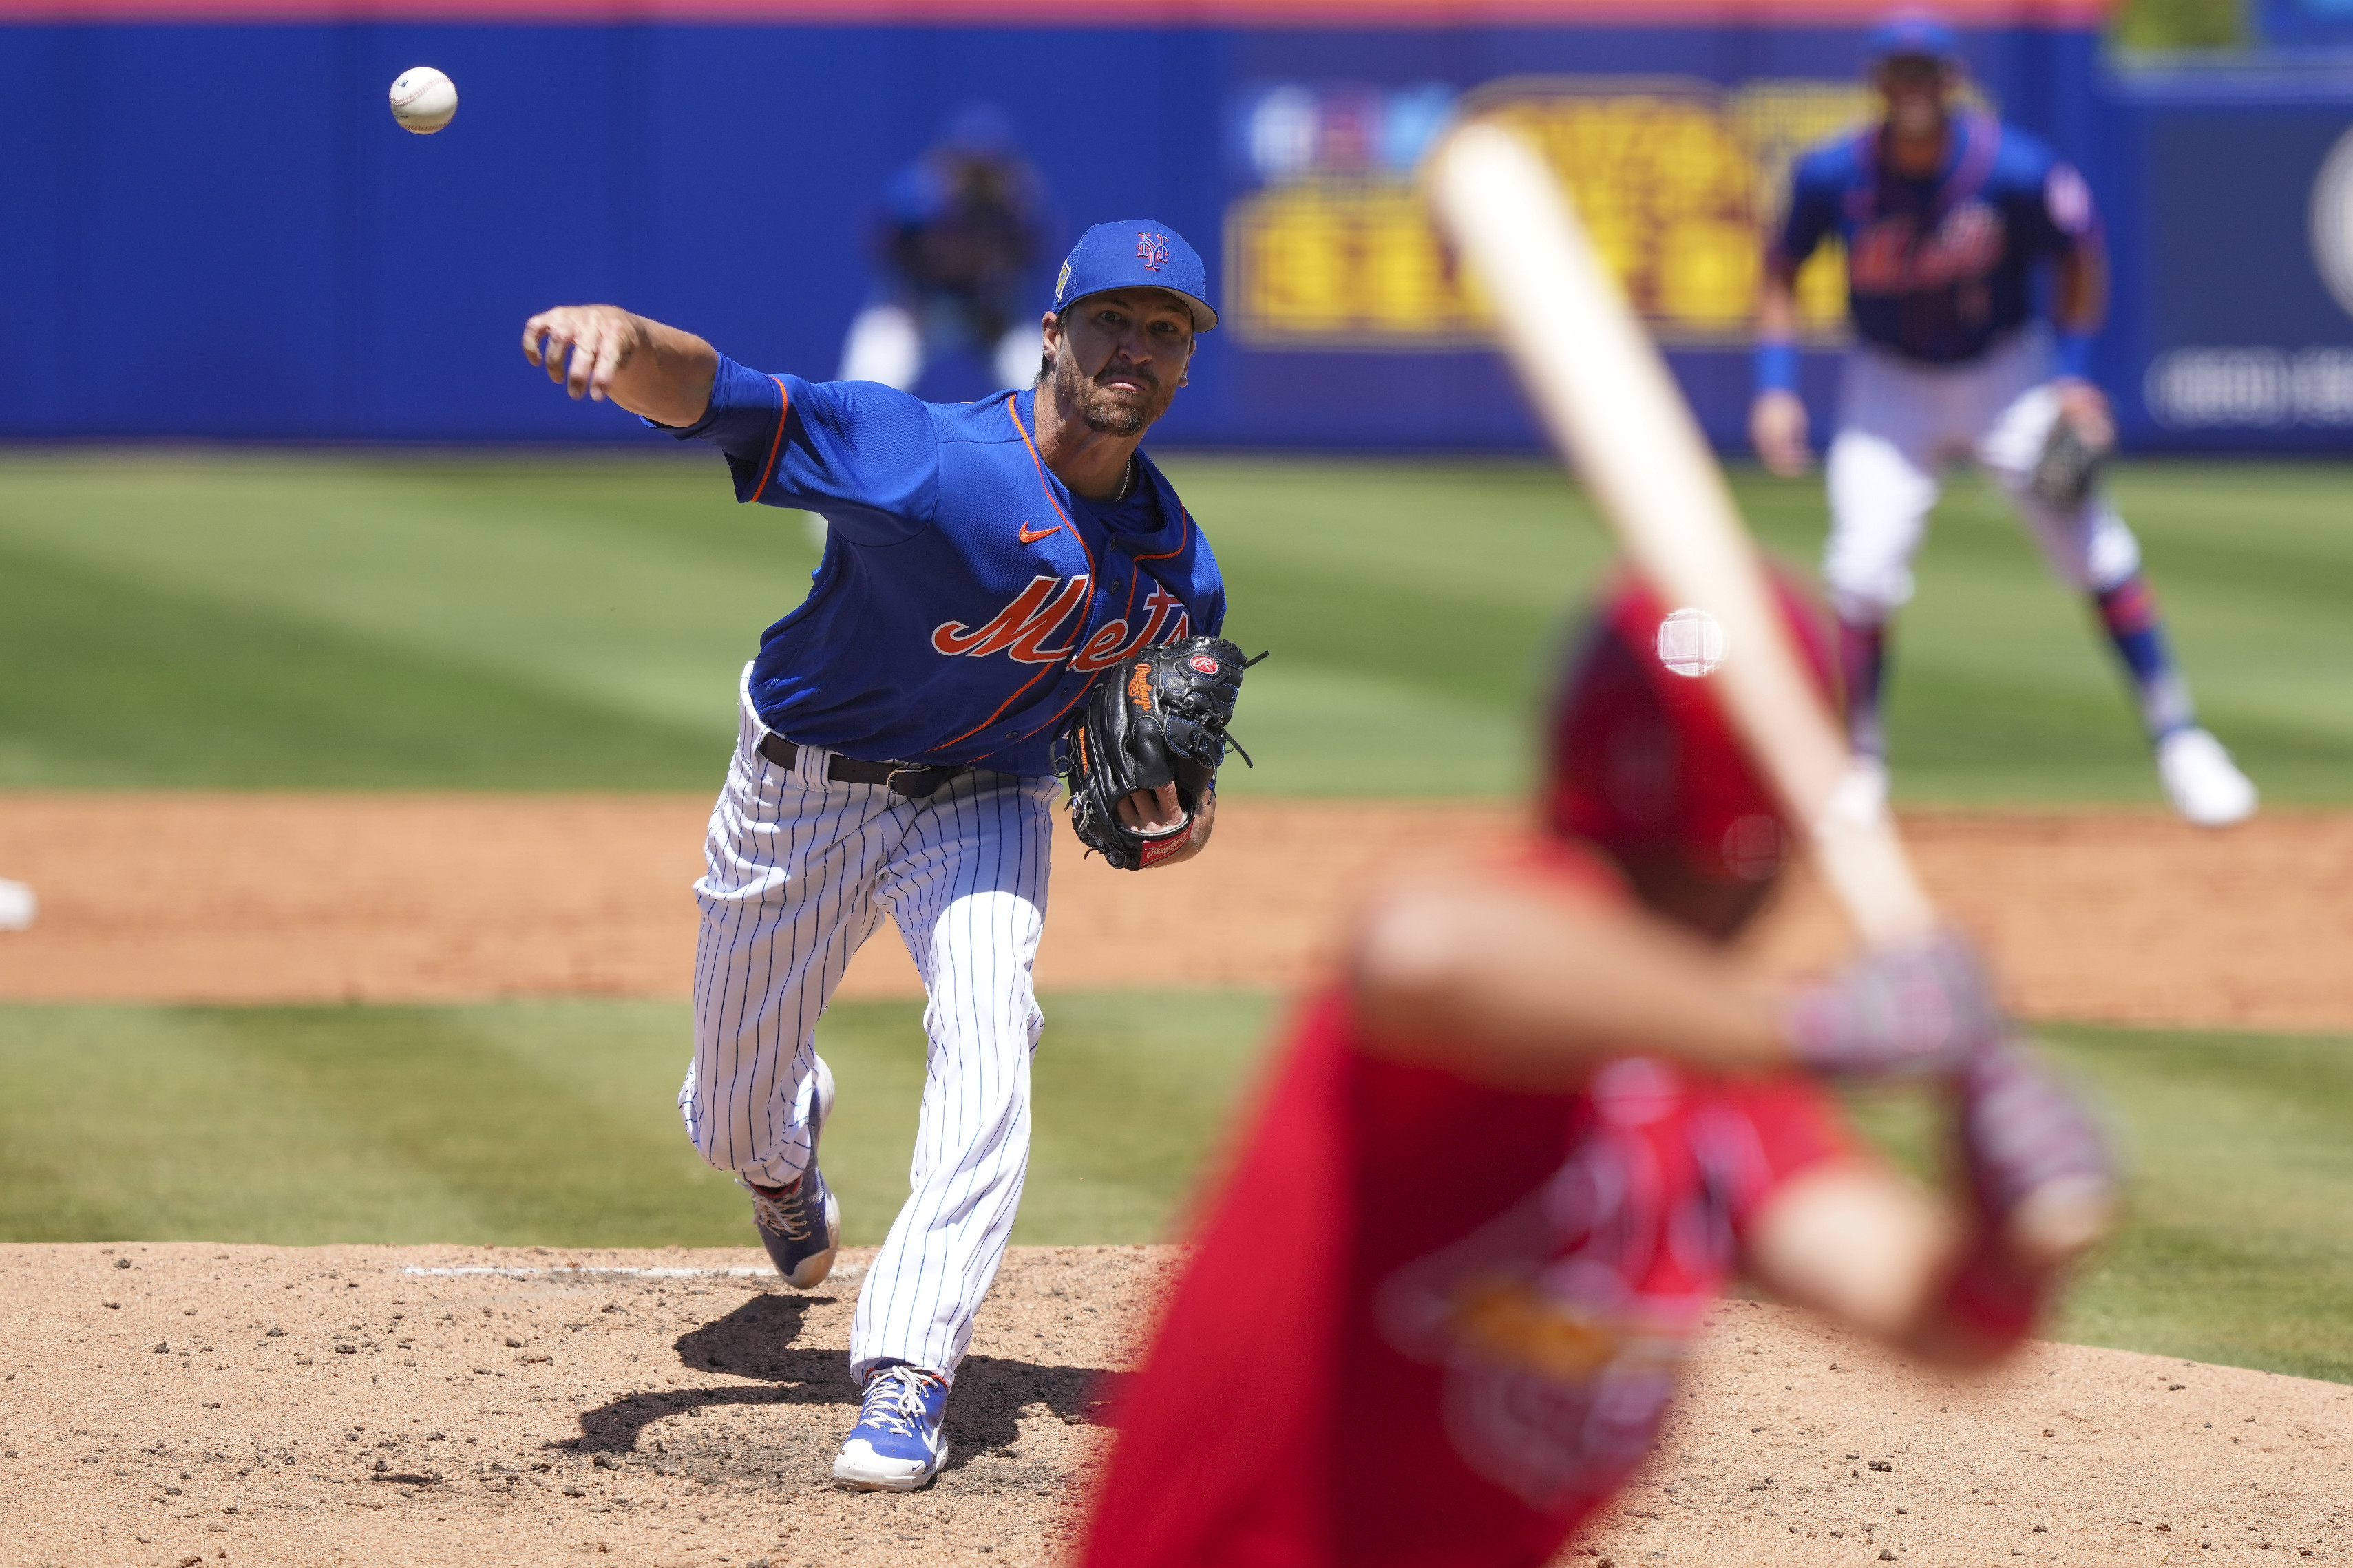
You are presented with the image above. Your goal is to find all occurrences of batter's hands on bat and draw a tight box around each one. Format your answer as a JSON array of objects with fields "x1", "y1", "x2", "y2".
[
  {"x1": 1749, "y1": 389, "x2": 1813, "y2": 477},
  {"x1": 1960, "y1": 1036, "x2": 2116, "y2": 1270},
  {"x1": 1783, "y1": 932, "x2": 2004, "y2": 1081},
  {"x1": 520, "y1": 304, "x2": 718, "y2": 428}
]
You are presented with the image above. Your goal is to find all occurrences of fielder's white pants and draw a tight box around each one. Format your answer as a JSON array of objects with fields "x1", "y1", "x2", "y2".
[
  {"x1": 1824, "y1": 332, "x2": 2143, "y2": 624},
  {"x1": 684, "y1": 668, "x2": 1055, "y2": 1386}
]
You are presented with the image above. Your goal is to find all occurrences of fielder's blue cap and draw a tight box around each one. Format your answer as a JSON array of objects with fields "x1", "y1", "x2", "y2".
[
  {"x1": 1053, "y1": 220, "x2": 1218, "y2": 332},
  {"x1": 1865, "y1": 11, "x2": 1962, "y2": 64}
]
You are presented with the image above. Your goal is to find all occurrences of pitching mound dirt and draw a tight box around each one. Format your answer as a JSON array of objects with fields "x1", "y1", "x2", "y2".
[
  {"x1": 4, "y1": 1244, "x2": 2347, "y2": 1568},
  {"x1": 2, "y1": 794, "x2": 2350, "y2": 1030}
]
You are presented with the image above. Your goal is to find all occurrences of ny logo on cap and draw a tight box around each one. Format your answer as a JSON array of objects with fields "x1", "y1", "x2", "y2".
[{"x1": 1136, "y1": 231, "x2": 1170, "y2": 273}]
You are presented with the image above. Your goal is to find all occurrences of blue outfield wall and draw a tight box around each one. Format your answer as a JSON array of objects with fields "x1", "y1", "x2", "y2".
[
  {"x1": 0, "y1": 19, "x2": 2347, "y2": 452},
  {"x1": 2098, "y1": 61, "x2": 2353, "y2": 452}
]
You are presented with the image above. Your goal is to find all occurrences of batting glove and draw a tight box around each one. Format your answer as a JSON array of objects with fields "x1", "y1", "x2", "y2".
[
  {"x1": 1959, "y1": 1035, "x2": 2117, "y2": 1249},
  {"x1": 1782, "y1": 932, "x2": 2003, "y2": 1081},
  {"x1": 1939, "y1": 1036, "x2": 2118, "y2": 1339}
]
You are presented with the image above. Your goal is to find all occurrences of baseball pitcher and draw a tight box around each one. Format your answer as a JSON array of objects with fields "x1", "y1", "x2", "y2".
[
  {"x1": 523, "y1": 220, "x2": 1232, "y2": 1492},
  {"x1": 1751, "y1": 12, "x2": 2255, "y2": 826}
]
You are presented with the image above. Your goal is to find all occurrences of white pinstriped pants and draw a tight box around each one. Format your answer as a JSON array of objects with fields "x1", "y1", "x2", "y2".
[{"x1": 683, "y1": 670, "x2": 1055, "y2": 1386}]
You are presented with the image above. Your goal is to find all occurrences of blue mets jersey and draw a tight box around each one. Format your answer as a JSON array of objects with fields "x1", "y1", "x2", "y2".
[
  {"x1": 668, "y1": 356, "x2": 1225, "y2": 778},
  {"x1": 1773, "y1": 112, "x2": 2098, "y2": 365}
]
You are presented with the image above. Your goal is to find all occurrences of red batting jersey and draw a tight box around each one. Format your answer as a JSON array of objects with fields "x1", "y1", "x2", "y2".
[{"x1": 1080, "y1": 856, "x2": 1850, "y2": 1568}]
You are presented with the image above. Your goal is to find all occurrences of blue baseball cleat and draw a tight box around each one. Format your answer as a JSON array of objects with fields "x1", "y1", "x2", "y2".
[
  {"x1": 832, "y1": 1361, "x2": 951, "y2": 1492},
  {"x1": 747, "y1": 1055, "x2": 841, "y2": 1289}
]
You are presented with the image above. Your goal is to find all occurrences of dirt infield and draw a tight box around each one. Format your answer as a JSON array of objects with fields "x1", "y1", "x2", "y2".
[
  {"x1": 3, "y1": 1242, "x2": 2347, "y2": 1568},
  {"x1": 2, "y1": 793, "x2": 2352, "y2": 1028},
  {"x1": 6, "y1": 794, "x2": 2349, "y2": 1561}
]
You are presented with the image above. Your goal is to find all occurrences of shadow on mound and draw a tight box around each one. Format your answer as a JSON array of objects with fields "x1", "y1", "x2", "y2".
[{"x1": 563, "y1": 1291, "x2": 1116, "y2": 1472}]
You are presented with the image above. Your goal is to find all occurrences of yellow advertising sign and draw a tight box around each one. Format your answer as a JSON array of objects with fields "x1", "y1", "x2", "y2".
[{"x1": 1225, "y1": 76, "x2": 1870, "y2": 348}]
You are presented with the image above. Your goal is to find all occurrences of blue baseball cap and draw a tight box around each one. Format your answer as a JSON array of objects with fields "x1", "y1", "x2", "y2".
[
  {"x1": 1865, "y1": 11, "x2": 1962, "y2": 65},
  {"x1": 1053, "y1": 220, "x2": 1218, "y2": 332}
]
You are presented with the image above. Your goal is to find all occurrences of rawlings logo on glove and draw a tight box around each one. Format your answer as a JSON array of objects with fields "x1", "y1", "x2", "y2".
[{"x1": 1057, "y1": 635, "x2": 1265, "y2": 871}]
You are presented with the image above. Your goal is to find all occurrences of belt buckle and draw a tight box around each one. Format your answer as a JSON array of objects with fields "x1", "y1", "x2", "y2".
[{"x1": 885, "y1": 764, "x2": 941, "y2": 799}]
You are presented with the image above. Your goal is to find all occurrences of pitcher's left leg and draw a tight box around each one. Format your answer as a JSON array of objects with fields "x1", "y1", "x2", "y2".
[{"x1": 835, "y1": 770, "x2": 1055, "y2": 1489}]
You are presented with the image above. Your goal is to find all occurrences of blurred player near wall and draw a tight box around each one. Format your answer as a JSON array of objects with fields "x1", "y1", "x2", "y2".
[
  {"x1": 1077, "y1": 577, "x2": 2113, "y2": 1568},
  {"x1": 1751, "y1": 13, "x2": 2256, "y2": 827},
  {"x1": 838, "y1": 103, "x2": 1059, "y2": 396}
]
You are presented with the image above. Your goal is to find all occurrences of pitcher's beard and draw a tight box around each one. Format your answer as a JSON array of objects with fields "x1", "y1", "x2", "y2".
[
  {"x1": 1084, "y1": 396, "x2": 1148, "y2": 438},
  {"x1": 1052, "y1": 354, "x2": 1156, "y2": 437}
]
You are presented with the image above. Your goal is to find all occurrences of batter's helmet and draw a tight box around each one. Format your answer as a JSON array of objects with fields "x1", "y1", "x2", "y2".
[{"x1": 1545, "y1": 573, "x2": 1838, "y2": 893}]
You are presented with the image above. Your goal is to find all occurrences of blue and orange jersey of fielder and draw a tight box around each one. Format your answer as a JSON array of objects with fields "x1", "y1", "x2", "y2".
[
  {"x1": 1773, "y1": 111, "x2": 2100, "y2": 365},
  {"x1": 668, "y1": 356, "x2": 1225, "y2": 776}
]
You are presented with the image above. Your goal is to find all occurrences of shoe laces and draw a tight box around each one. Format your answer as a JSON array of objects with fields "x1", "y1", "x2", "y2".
[
  {"x1": 750, "y1": 1181, "x2": 812, "y2": 1242},
  {"x1": 856, "y1": 1364, "x2": 940, "y2": 1439}
]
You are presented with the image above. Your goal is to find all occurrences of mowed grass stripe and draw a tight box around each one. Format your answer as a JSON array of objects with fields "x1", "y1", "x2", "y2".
[
  {"x1": 3, "y1": 450, "x2": 2350, "y2": 798},
  {"x1": 2043, "y1": 1023, "x2": 2353, "y2": 1384},
  {"x1": 0, "y1": 539, "x2": 719, "y2": 788},
  {"x1": 3, "y1": 995, "x2": 2350, "y2": 1381},
  {"x1": 1841, "y1": 1021, "x2": 2353, "y2": 1385},
  {"x1": 0, "y1": 993, "x2": 1280, "y2": 1252},
  {"x1": 0, "y1": 1003, "x2": 721, "y2": 1244}
]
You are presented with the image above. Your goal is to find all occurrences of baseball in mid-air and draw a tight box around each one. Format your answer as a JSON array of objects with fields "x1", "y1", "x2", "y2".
[{"x1": 389, "y1": 67, "x2": 458, "y2": 134}]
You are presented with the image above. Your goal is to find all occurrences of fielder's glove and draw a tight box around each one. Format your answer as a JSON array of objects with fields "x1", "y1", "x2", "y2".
[
  {"x1": 1057, "y1": 636, "x2": 1264, "y2": 871},
  {"x1": 1782, "y1": 933, "x2": 2005, "y2": 1081},
  {"x1": 2029, "y1": 408, "x2": 2110, "y2": 509}
]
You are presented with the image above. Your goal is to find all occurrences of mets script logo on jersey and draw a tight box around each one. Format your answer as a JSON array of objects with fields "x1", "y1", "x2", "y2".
[
  {"x1": 1136, "y1": 231, "x2": 1170, "y2": 272},
  {"x1": 932, "y1": 577, "x2": 1190, "y2": 674},
  {"x1": 1848, "y1": 202, "x2": 2005, "y2": 296}
]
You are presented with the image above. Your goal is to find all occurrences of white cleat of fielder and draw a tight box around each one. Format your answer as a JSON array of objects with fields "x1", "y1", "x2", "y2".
[
  {"x1": 0, "y1": 878, "x2": 35, "y2": 932},
  {"x1": 2156, "y1": 727, "x2": 2257, "y2": 827}
]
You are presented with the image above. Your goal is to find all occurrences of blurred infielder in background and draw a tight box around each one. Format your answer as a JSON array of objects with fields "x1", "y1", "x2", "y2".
[
  {"x1": 1751, "y1": 13, "x2": 2257, "y2": 827},
  {"x1": 521, "y1": 220, "x2": 1225, "y2": 1492},
  {"x1": 837, "y1": 103, "x2": 1059, "y2": 396},
  {"x1": 1080, "y1": 578, "x2": 2113, "y2": 1567}
]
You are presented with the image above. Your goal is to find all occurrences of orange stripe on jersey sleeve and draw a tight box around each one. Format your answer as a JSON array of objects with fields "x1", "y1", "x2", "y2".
[{"x1": 750, "y1": 374, "x2": 792, "y2": 500}]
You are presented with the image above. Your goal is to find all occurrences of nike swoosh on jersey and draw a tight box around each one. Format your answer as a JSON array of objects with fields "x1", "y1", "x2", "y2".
[{"x1": 1017, "y1": 522, "x2": 1058, "y2": 544}]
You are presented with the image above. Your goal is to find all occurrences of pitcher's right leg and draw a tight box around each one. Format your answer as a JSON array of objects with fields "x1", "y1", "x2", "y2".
[{"x1": 683, "y1": 683, "x2": 906, "y2": 1275}]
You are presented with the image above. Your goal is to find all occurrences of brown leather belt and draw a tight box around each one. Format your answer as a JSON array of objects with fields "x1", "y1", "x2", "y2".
[{"x1": 756, "y1": 733, "x2": 965, "y2": 800}]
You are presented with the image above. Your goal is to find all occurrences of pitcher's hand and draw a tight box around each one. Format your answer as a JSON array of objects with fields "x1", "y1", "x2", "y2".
[
  {"x1": 522, "y1": 304, "x2": 646, "y2": 403},
  {"x1": 1115, "y1": 785, "x2": 1216, "y2": 869}
]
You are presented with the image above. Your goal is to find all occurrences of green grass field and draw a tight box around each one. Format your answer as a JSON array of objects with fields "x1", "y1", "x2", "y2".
[
  {"x1": 5, "y1": 994, "x2": 2350, "y2": 1383},
  {"x1": 0, "y1": 993, "x2": 1276, "y2": 1253},
  {"x1": 2, "y1": 450, "x2": 2350, "y2": 800},
  {"x1": 3, "y1": 449, "x2": 2350, "y2": 1381}
]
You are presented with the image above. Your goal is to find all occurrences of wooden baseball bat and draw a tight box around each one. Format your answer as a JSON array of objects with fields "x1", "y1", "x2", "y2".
[
  {"x1": 1427, "y1": 119, "x2": 1937, "y2": 949},
  {"x1": 1432, "y1": 121, "x2": 2111, "y2": 1268}
]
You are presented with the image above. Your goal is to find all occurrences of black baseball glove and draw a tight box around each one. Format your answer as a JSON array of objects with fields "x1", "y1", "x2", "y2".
[
  {"x1": 1057, "y1": 636, "x2": 1263, "y2": 871},
  {"x1": 2029, "y1": 407, "x2": 2111, "y2": 509}
]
